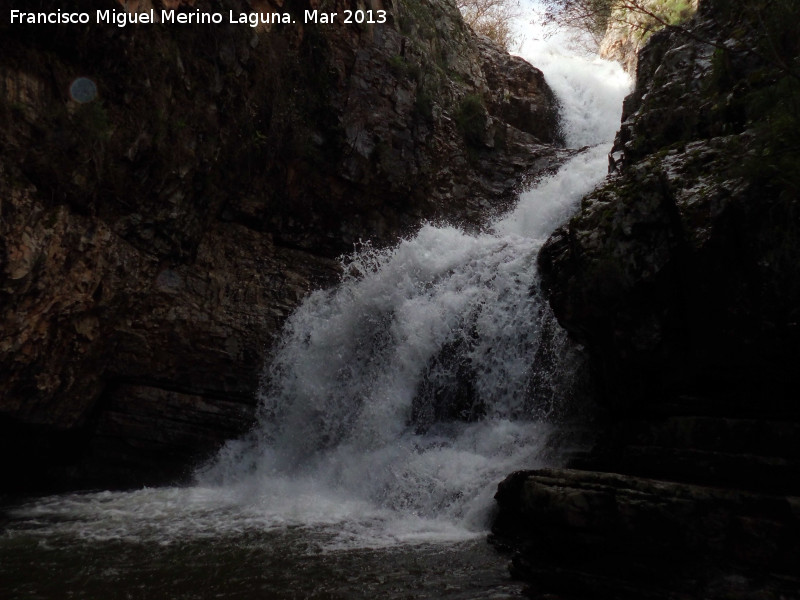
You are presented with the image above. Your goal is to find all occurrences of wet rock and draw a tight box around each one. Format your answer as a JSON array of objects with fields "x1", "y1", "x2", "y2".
[
  {"x1": 495, "y1": 2, "x2": 800, "y2": 598},
  {"x1": 539, "y1": 1, "x2": 800, "y2": 408},
  {"x1": 0, "y1": 0, "x2": 564, "y2": 489},
  {"x1": 493, "y1": 468, "x2": 800, "y2": 600},
  {"x1": 88, "y1": 384, "x2": 258, "y2": 487},
  {"x1": 411, "y1": 338, "x2": 483, "y2": 432}
]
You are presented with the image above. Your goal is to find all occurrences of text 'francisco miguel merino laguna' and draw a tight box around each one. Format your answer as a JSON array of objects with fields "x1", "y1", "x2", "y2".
[{"x1": 9, "y1": 9, "x2": 388, "y2": 26}]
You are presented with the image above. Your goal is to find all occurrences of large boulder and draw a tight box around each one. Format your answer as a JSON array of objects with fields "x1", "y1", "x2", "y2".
[
  {"x1": 493, "y1": 468, "x2": 800, "y2": 599},
  {"x1": 539, "y1": 0, "x2": 800, "y2": 410}
]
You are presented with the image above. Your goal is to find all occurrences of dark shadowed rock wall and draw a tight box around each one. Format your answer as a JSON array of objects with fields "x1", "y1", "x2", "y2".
[
  {"x1": 540, "y1": 0, "x2": 800, "y2": 410},
  {"x1": 0, "y1": 0, "x2": 564, "y2": 489},
  {"x1": 493, "y1": 0, "x2": 800, "y2": 598}
]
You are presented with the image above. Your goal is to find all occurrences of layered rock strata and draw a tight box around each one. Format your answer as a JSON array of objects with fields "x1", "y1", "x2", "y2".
[
  {"x1": 494, "y1": 0, "x2": 800, "y2": 597},
  {"x1": 0, "y1": 0, "x2": 564, "y2": 489}
]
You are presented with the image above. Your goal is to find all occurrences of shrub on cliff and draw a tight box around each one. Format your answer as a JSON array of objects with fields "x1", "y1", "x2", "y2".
[{"x1": 454, "y1": 94, "x2": 489, "y2": 147}]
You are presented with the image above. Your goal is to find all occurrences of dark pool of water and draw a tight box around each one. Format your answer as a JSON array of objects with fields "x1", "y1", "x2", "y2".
[{"x1": 0, "y1": 499, "x2": 523, "y2": 600}]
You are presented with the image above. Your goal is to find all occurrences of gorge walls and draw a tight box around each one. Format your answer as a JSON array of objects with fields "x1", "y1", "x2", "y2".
[{"x1": 0, "y1": 0, "x2": 564, "y2": 489}]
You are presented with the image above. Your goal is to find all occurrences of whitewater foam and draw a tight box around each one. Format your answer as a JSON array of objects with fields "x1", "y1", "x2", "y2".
[{"x1": 190, "y1": 43, "x2": 631, "y2": 546}]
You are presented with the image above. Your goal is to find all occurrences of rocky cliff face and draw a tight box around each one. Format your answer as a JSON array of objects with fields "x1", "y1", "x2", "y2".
[
  {"x1": 542, "y1": 0, "x2": 799, "y2": 408},
  {"x1": 0, "y1": 0, "x2": 563, "y2": 489},
  {"x1": 494, "y1": 0, "x2": 800, "y2": 597}
]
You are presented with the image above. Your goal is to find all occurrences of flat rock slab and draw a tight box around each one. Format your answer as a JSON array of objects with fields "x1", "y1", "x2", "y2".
[{"x1": 492, "y1": 468, "x2": 800, "y2": 599}]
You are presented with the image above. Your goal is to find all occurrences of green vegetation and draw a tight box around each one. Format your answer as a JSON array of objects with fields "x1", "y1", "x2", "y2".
[
  {"x1": 414, "y1": 86, "x2": 436, "y2": 121},
  {"x1": 72, "y1": 101, "x2": 111, "y2": 141},
  {"x1": 399, "y1": 0, "x2": 438, "y2": 41},
  {"x1": 746, "y1": 75, "x2": 800, "y2": 195},
  {"x1": 624, "y1": 0, "x2": 695, "y2": 45},
  {"x1": 540, "y1": 0, "x2": 697, "y2": 47},
  {"x1": 388, "y1": 55, "x2": 423, "y2": 82},
  {"x1": 455, "y1": 94, "x2": 488, "y2": 147},
  {"x1": 704, "y1": 0, "x2": 800, "y2": 195}
]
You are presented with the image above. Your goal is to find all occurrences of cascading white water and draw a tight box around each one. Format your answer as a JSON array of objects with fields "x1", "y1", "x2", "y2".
[
  {"x1": 3, "y1": 32, "x2": 630, "y2": 554},
  {"x1": 186, "y1": 41, "x2": 632, "y2": 546}
]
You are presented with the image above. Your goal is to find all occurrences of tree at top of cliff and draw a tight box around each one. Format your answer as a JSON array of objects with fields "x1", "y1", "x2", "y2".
[
  {"x1": 539, "y1": 0, "x2": 696, "y2": 48},
  {"x1": 457, "y1": 0, "x2": 521, "y2": 51}
]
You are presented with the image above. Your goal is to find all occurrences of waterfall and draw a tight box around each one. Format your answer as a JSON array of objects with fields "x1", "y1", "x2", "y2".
[
  {"x1": 191, "y1": 46, "x2": 632, "y2": 546},
  {"x1": 3, "y1": 38, "x2": 630, "y2": 552}
]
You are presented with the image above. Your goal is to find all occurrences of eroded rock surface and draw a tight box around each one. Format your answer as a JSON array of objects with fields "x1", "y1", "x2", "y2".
[
  {"x1": 540, "y1": 0, "x2": 800, "y2": 409},
  {"x1": 494, "y1": 1, "x2": 800, "y2": 597},
  {"x1": 0, "y1": 0, "x2": 564, "y2": 489}
]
